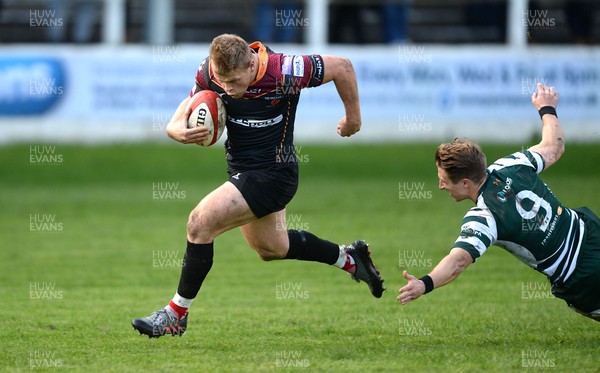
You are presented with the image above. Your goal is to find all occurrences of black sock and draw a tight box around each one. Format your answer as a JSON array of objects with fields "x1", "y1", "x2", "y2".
[
  {"x1": 176, "y1": 241, "x2": 214, "y2": 299},
  {"x1": 284, "y1": 230, "x2": 339, "y2": 265}
]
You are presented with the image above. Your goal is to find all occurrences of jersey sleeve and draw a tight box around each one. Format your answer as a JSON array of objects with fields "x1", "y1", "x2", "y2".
[
  {"x1": 452, "y1": 207, "x2": 498, "y2": 262},
  {"x1": 280, "y1": 54, "x2": 325, "y2": 91},
  {"x1": 487, "y1": 151, "x2": 545, "y2": 175},
  {"x1": 525, "y1": 150, "x2": 545, "y2": 173},
  {"x1": 190, "y1": 57, "x2": 211, "y2": 97}
]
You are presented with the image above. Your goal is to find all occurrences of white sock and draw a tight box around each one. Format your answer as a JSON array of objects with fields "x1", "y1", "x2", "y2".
[
  {"x1": 165, "y1": 292, "x2": 194, "y2": 318},
  {"x1": 171, "y1": 292, "x2": 194, "y2": 308},
  {"x1": 333, "y1": 246, "x2": 349, "y2": 268},
  {"x1": 164, "y1": 305, "x2": 178, "y2": 318}
]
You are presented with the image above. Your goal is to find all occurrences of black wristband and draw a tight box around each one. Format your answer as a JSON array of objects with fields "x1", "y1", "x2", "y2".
[
  {"x1": 419, "y1": 275, "x2": 434, "y2": 294},
  {"x1": 538, "y1": 106, "x2": 557, "y2": 120}
]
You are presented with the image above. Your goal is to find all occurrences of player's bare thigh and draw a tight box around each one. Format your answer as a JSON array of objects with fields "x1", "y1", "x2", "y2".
[
  {"x1": 240, "y1": 209, "x2": 290, "y2": 261},
  {"x1": 187, "y1": 181, "x2": 256, "y2": 243}
]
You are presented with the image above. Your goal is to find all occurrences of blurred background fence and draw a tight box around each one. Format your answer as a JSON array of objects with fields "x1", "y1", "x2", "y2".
[{"x1": 1, "y1": 0, "x2": 599, "y2": 143}]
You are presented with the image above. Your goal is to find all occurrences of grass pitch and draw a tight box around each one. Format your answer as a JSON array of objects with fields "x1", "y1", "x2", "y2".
[{"x1": 1, "y1": 142, "x2": 599, "y2": 372}]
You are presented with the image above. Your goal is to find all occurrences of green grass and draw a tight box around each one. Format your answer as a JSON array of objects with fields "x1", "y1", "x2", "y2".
[{"x1": 1, "y1": 143, "x2": 599, "y2": 372}]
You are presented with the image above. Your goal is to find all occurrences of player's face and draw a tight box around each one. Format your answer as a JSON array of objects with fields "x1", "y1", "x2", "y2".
[
  {"x1": 213, "y1": 63, "x2": 255, "y2": 99},
  {"x1": 437, "y1": 166, "x2": 470, "y2": 202}
]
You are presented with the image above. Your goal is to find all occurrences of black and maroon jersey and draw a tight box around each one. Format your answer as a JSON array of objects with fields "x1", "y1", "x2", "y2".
[{"x1": 190, "y1": 42, "x2": 325, "y2": 171}]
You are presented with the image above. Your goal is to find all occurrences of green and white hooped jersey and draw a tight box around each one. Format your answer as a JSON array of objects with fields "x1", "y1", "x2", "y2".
[{"x1": 453, "y1": 151, "x2": 585, "y2": 287}]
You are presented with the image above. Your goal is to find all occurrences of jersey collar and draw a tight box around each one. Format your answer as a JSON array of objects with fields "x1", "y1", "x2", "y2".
[
  {"x1": 477, "y1": 173, "x2": 491, "y2": 201},
  {"x1": 248, "y1": 41, "x2": 268, "y2": 85}
]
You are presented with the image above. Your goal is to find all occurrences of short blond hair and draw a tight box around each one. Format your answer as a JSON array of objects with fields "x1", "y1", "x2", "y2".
[
  {"x1": 209, "y1": 34, "x2": 252, "y2": 75},
  {"x1": 435, "y1": 138, "x2": 487, "y2": 184}
]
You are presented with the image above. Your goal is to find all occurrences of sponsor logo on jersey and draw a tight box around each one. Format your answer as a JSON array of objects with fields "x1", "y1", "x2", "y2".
[
  {"x1": 264, "y1": 94, "x2": 286, "y2": 100},
  {"x1": 228, "y1": 114, "x2": 283, "y2": 128},
  {"x1": 311, "y1": 55, "x2": 323, "y2": 80},
  {"x1": 497, "y1": 191, "x2": 507, "y2": 203},
  {"x1": 292, "y1": 56, "x2": 304, "y2": 77},
  {"x1": 460, "y1": 227, "x2": 483, "y2": 238},
  {"x1": 282, "y1": 56, "x2": 293, "y2": 75},
  {"x1": 504, "y1": 177, "x2": 513, "y2": 191},
  {"x1": 496, "y1": 177, "x2": 513, "y2": 202}
]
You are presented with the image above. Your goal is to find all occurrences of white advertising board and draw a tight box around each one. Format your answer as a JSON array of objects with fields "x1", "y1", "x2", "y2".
[{"x1": 0, "y1": 45, "x2": 598, "y2": 143}]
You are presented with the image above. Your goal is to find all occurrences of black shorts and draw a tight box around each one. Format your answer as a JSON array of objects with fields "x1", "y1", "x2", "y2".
[{"x1": 228, "y1": 164, "x2": 299, "y2": 219}]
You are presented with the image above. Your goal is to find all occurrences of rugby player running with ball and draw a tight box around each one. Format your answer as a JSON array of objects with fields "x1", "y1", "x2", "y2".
[{"x1": 133, "y1": 34, "x2": 385, "y2": 338}]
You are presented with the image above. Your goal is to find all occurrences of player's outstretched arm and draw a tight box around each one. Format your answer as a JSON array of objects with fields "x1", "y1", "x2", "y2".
[
  {"x1": 397, "y1": 248, "x2": 472, "y2": 305},
  {"x1": 528, "y1": 83, "x2": 564, "y2": 169},
  {"x1": 321, "y1": 55, "x2": 362, "y2": 137},
  {"x1": 166, "y1": 96, "x2": 210, "y2": 145}
]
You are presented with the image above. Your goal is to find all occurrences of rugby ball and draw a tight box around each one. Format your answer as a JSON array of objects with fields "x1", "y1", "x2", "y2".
[{"x1": 186, "y1": 90, "x2": 226, "y2": 146}]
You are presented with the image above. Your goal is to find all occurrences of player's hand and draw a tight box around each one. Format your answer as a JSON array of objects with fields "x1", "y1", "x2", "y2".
[
  {"x1": 337, "y1": 115, "x2": 361, "y2": 137},
  {"x1": 166, "y1": 107, "x2": 210, "y2": 145},
  {"x1": 397, "y1": 270, "x2": 426, "y2": 305},
  {"x1": 531, "y1": 83, "x2": 558, "y2": 110}
]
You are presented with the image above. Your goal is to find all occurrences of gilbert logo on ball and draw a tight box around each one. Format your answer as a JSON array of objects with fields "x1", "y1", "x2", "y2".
[{"x1": 186, "y1": 90, "x2": 226, "y2": 146}]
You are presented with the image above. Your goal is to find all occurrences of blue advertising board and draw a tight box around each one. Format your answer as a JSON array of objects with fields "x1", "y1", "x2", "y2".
[{"x1": 0, "y1": 57, "x2": 66, "y2": 115}]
